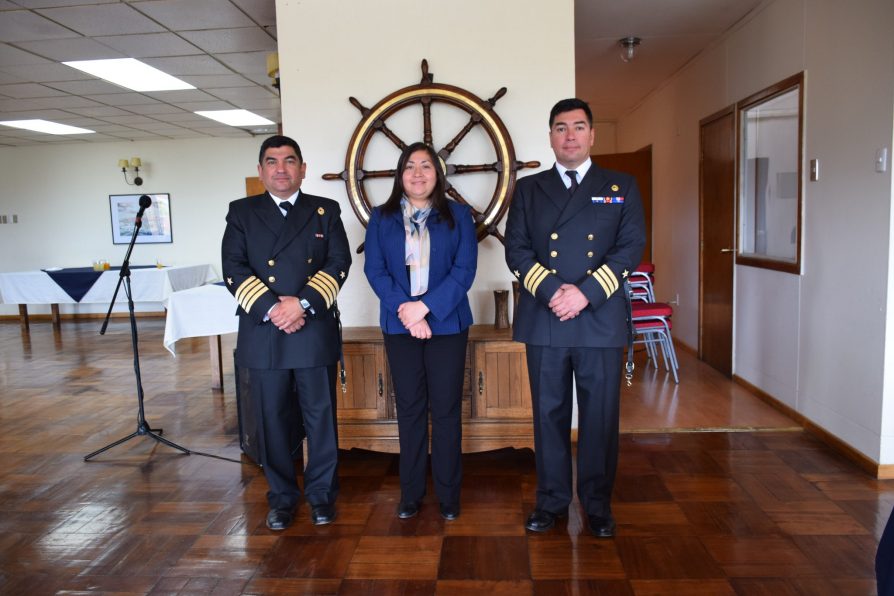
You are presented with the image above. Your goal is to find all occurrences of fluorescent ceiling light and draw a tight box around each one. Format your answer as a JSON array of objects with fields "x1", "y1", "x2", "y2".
[
  {"x1": 0, "y1": 120, "x2": 95, "y2": 135},
  {"x1": 195, "y1": 110, "x2": 275, "y2": 127},
  {"x1": 63, "y1": 58, "x2": 195, "y2": 92}
]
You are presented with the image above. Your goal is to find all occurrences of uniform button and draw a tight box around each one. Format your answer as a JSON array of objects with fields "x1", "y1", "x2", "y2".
[
  {"x1": 268, "y1": 276, "x2": 276, "y2": 283},
  {"x1": 587, "y1": 269, "x2": 592, "y2": 275},
  {"x1": 551, "y1": 269, "x2": 557, "y2": 274},
  {"x1": 267, "y1": 259, "x2": 275, "y2": 266},
  {"x1": 550, "y1": 250, "x2": 558, "y2": 257},
  {"x1": 587, "y1": 251, "x2": 593, "y2": 258},
  {"x1": 587, "y1": 234, "x2": 594, "y2": 241},
  {"x1": 307, "y1": 258, "x2": 313, "y2": 264},
  {"x1": 550, "y1": 232, "x2": 558, "y2": 240}
]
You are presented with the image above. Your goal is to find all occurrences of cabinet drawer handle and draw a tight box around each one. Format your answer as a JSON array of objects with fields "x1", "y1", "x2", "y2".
[
  {"x1": 478, "y1": 371, "x2": 484, "y2": 395},
  {"x1": 378, "y1": 372, "x2": 383, "y2": 397}
]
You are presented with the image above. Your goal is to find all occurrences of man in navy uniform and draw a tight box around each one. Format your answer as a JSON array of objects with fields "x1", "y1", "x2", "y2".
[
  {"x1": 221, "y1": 135, "x2": 351, "y2": 530},
  {"x1": 505, "y1": 99, "x2": 645, "y2": 537}
]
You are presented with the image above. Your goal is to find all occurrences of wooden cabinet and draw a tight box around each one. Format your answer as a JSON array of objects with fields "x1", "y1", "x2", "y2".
[{"x1": 338, "y1": 325, "x2": 534, "y2": 453}]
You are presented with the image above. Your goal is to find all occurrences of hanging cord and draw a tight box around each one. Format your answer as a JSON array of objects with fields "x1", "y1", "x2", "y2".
[{"x1": 623, "y1": 280, "x2": 635, "y2": 387}]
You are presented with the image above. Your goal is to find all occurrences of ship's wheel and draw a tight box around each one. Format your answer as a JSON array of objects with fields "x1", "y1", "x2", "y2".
[{"x1": 323, "y1": 59, "x2": 539, "y2": 249}]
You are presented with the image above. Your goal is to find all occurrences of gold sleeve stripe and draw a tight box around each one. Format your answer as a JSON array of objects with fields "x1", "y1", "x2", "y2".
[
  {"x1": 306, "y1": 279, "x2": 335, "y2": 308},
  {"x1": 594, "y1": 267, "x2": 615, "y2": 295},
  {"x1": 312, "y1": 271, "x2": 340, "y2": 299},
  {"x1": 242, "y1": 285, "x2": 268, "y2": 312},
  {"x1": 307, "y1": 278, "x2": 333, "y2": 302},
  {"x1": 523, "y1": 266, "x2": 538, "y2": 292},
  {"x1": 529, "y1": 268, "x2": 549, "y2": 295},
  {"x1": 235, "y1": 276, "x2": 261, "y2": 302},
  {"x1": 316, "y1": 270, "x2": 340, "y2": 291},
  {"x1": 599, "y1": 264, "x2": 619, "y2": 293},
  {"x1": 523, "y1": 263, "x2": 549, "y2": 295},
  {"x1": 593, "y1": 270, "x2": 612, "y2": 298},
  {"x1": 592, "y1": 265, "x2": 619, "y2": 300}
]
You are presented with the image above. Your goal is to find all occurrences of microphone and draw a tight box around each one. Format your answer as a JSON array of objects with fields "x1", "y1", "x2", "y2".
[{"x1": 135, "y1": 195, "x2": 152, "y2": 223}]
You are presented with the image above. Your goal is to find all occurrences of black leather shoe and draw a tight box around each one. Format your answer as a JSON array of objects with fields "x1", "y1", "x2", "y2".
[
  {"x1": 524, "y1": 508, "x2": 566, "y2": 532},
  {"x1": 310, "y1": 504, "x2": 336, "y2": 526},
  {"x1": 439, "y1": 503, "x2": 460, "y2": 521},
  {"x1": 265, "y1": 508, "x2": 294, "y2": 531},
  {"x1": 397, "y1": 501, "x2": 419, "y2": 519},
  {"x1": 587, "y1": 515, "x2": 616, "y2": 538}
]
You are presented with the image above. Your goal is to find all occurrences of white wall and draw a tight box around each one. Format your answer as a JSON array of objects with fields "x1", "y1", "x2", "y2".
[
  {"x1": 617, "y1": 0, "x2": 894, "y2": 463},
  {"x1": 0, "y1": 137, "x2": 259, "y2": 315},
  {"x1": 275, "y1": 0, "x2": 575, "y2": 328}
]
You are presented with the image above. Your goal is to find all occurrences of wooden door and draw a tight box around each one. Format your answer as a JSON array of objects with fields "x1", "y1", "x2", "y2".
[
  {"x1": 699, "y1": 107, "x2": 736, "y2": 376},
  {"x1": 593, "y1": 148, "x2": 653, "y2": 261},
  {"x1": 472, "y1": 340, "x2": 532, "y2": 419}
]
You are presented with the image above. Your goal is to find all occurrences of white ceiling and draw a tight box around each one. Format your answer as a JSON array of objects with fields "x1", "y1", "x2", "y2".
[
  {"x1": 0, "y1": 0, "x2": 279, "y2": 146},
  {"x1": 0, "y1": 0, "x2": 765, "y2": 147},
  {"x1": 576, "y1": 0, "x2": 765, "y2": 121}
]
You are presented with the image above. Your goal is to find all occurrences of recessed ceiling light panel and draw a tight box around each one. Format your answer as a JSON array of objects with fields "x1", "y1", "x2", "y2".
[
  {"x1": 195, "y1": 110, "x2": 275, "y2": 127},
  {"x1": 0, "y1": 120, "x2": 95, "y2": 135},
  {"x1": 63, "y1": 58, "x2": 195, "y2": 92}
]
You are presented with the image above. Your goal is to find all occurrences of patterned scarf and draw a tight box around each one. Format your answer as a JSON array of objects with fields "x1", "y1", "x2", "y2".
[{"x1": 401, "y1": 197, "x2": 432, "y2": 296}]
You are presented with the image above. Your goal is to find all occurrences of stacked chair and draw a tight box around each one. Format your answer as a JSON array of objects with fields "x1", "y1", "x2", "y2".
[{"x1": 628, "y1": 262, "x2": 679, "y2": 383}]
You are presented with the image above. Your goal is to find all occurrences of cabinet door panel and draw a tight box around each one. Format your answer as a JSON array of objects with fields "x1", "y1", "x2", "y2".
[
  {"x1": 473, "y1": 341, "x2": 532, "y2": 419},
  {"x1": 338, "y1": 343, "x2": 385, "y2": 420}
]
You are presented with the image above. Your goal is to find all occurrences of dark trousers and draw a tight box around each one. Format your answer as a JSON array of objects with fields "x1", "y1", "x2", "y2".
[
  {"x1": 879, "y1": 505, "x2": 894, "y2": 595},
  {"x1": 383, "y1": 329, "x2": 468, "y2": 505},
  {"x1": 249, "y1": 365, "x2": 339, "y2": 510},
  {"x1": 525, "y1": 345, "x2": 622, "y2": 517}
]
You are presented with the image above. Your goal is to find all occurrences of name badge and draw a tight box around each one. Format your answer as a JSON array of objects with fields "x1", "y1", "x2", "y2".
[{"x1": 592, "y1": 196, "x2": 625, "y2": 204}]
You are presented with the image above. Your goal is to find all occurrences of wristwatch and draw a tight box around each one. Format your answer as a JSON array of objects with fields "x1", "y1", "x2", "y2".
[{"x1": 299, "y1": 297, "x2": 315, "y2": 316}]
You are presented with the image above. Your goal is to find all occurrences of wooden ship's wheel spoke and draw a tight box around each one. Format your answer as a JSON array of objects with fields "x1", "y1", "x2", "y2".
[{"x1": 324, "y1": 59, "x2": 539, "y2": 251}]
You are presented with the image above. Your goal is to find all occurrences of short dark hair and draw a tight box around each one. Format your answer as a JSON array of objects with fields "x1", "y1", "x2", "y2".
[
  {"x1": 380, "y1": 141, "x2": 455, "y2": 229},
  {"x1": 258, "y1": 135, "x2": 302, "y2": 164},
  {"x1": 549, "y1": 98, "x2": 593, "y2": 128}
]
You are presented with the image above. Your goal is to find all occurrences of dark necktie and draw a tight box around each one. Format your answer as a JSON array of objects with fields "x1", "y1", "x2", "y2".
[
  {"x1": 279, "y1": 201, "x2": 292, "y2": 217},
  {"x1": 565, "y1": 170, "x2": 579, "y2": 196}
]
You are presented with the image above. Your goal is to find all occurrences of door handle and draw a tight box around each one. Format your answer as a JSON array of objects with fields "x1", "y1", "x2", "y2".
[
  {"x1": 478, "y1": 371, "x2": 484, "y2": 395},
  {"x1": 720, "y1": 248, "x2": 737, "y2": 253}
]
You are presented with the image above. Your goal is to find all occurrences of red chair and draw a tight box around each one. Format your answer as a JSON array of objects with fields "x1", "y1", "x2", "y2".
[
  {"x1": 630, "y1": 299, "x2": 679, "y2": 384},
  {"x1": 628, "y1": 262, "x2": 655, "y2": 302}
]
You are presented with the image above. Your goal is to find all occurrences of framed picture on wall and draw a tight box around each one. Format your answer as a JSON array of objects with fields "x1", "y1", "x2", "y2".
[{"x1": 109, "y1": 193, "x2": 173, "y2": 244}]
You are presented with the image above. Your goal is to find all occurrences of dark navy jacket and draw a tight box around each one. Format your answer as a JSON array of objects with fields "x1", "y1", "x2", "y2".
[
  {"x1": 364, "y1": 200, "x2": 477, "y2": 335},
  {"x1": 505, "y1": 164, "x2": 645, "y2": 348},
  {"x1": 221, "y1": 191, "x2": 351, "y2": 369}
]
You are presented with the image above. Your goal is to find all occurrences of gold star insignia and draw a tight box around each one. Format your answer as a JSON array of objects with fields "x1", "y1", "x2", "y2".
[
  {"x1": 622, "y1": 269, "x2": 629, "y2": 278},
  {"x1": 317, "y1": 207, "x2": 325, "y2": 215},
  {"x1": 226, "y1": 277, "x2": 233, "y2": 285},
  {"x1": 611, "y1": 184, "x2": 619, "y2": 191},
  {"x1": 339, "y1": 271, "x2": 346, "y2": 279},
  {"x1": 514, "y1": 270, "x2": 520, "y2": 278}
]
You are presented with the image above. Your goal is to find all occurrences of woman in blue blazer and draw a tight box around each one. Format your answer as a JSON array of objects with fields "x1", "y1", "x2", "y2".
[{"x1": 364, "y1": 141, "x2": 478, "y2": 521}]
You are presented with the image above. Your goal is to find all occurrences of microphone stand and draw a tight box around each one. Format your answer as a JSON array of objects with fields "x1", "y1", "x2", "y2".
[{"x1": 84, "y1": 202, "x2": 190, "y2": 461}]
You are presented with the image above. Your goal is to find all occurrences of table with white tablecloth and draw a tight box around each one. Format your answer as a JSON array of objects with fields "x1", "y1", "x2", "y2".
[
  {"x1": 163, "y1": 283, "x2": 238, "y2": 389},
  {"x1": 0, "y1": 264, "x2": 216, "y2": 330}
]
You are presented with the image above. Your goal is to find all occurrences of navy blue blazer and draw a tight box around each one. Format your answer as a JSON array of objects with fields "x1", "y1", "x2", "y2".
[{"x1": 364, "y1": 200, "x2": 477, "y2": 335}]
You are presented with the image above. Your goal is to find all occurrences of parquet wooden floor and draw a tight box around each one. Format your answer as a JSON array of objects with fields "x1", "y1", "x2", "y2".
[{"x1": 0, "y1": 320, "x2": 891, "y2": 595}]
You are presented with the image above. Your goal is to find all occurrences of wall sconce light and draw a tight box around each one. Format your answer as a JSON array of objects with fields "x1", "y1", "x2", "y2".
[
  {"x1": 119, "y1": 157, "x2": 143, "y2": 186},
  {"x1": 266, "y1": 53, "x2": 280, "y2": 91},
  {"x1": 619, "y1": 36, "x2": 641, "y2": 63}
]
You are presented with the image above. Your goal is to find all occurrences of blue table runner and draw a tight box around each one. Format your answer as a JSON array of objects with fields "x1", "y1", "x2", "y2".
[{"x1": 41, "y1": 266, "x2": 156, "y2": 302}]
